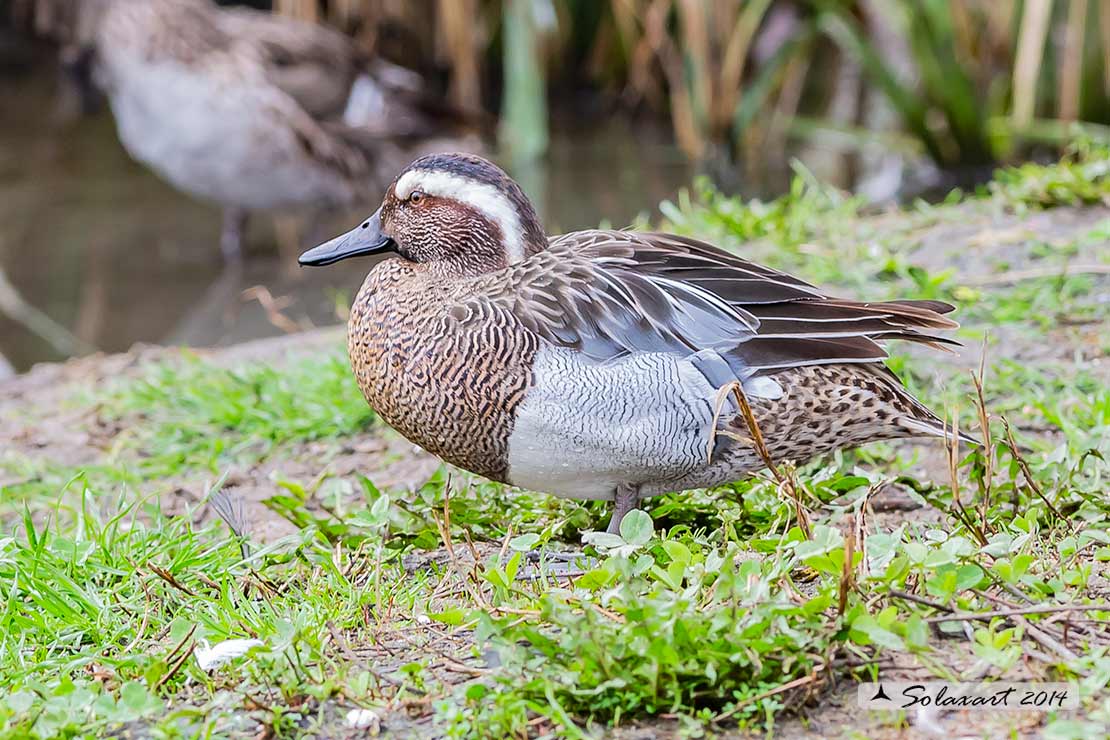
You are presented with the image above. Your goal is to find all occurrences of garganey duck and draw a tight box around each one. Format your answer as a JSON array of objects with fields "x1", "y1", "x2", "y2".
[
  {"x1": 67, "y1": 0, "x2": 460, "y2": 261},
  {"x1": 301, "y1": 153, "x2": 969, "y2": 534}
]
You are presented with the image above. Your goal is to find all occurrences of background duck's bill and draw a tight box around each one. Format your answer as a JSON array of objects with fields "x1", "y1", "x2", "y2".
[{"x1": 299, "y1": 212, "x2": 394, "y2": 266}]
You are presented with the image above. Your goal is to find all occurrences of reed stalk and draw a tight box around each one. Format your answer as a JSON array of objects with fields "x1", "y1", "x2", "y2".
[
  {"x1": 437, "y1": 0, "x2": 484, "y2": 112},
  {"x1": 1013, "y1": 0, "x2": 1054, "y2": 127},
  {"x1": 500, "y1": 0, "x2": 551, "y2": 163},
  {"x1": 1059, "y1": 0, "x2": 1088, "y2": 121},
  {"x1": 274, "y1": 0, "x2": 318, "y2": 23},
  {"x1": 1100, "y1": 2, "x2": 1110, "y2": 98}
]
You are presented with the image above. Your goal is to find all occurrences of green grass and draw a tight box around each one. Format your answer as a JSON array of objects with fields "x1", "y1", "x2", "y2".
[
  {"x1": 0, "y1": 352, "x2": 374, "y2": 517},
  {"x1": 1, "y1": 487, "x2": 436, "y2": 738},
  {"x1": 989, "y1": 140, "x2": 1110, "y2": 210},
  {"x1": 3, "y1": 151, "x2": 1110, "y2": 738},
  {"x1": 100, "y1": 352, "x2": 375, "y2": 474}
]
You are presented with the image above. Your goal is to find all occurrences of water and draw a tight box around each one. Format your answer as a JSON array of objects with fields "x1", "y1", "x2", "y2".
[
  {"x1": 4, "y1": 46, "x2": 883, "y2": 378},
  {"x1": 0, "y1": 57, "x2": 713, "y2": 373}
]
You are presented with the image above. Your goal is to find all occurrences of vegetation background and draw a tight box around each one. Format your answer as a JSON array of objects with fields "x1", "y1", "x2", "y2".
[{"x1": 13, "y1": 0, "x2": 1110, "y2": 175}]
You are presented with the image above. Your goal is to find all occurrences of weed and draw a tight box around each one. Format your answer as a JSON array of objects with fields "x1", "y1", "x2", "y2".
[{"x1": 101, "y1": 352, "x2": 374, "y2": 475}]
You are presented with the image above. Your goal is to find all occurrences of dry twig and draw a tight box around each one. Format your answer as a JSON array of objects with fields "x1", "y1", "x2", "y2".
[
  {"x1": 1001, "y1": 416, "x2": 1073, "y2": 532},
  {"x1": 716, "y1": 380, "x2": 812, "y2": 538},
  {"x1": 925, "y1": 603, "x2": 1107, "y2": 624},
  {"x1": 713, "y1": 672, "x2": 822, "y2": 722}
]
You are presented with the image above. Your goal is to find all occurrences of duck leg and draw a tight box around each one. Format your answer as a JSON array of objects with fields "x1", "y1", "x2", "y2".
[
  {"x1": 220, "y1": 208, "x2": 248, "y2": 263},
  {"x1": 517, "y1": 549, "x2": 597, "y2": 580},
  {"x1": 607, "y1": 483, "x2": 641, "y2": 535}
]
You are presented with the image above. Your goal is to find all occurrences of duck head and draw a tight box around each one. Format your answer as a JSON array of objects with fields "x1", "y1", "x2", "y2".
[{"x1": 299, "y1": 153, "x2": 547, "y2": 276}]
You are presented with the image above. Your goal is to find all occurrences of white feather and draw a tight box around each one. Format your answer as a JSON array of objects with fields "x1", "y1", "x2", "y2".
[
  {"x1": 194, "y1": 638, "x2": 264, "y2": 670},
  {"x1": 342, "y1": 74, "x2": 386, "y2": 127},
  {"x1": 395, "y1": 169, "x2": 526, "y2": 263},
  {"x1": 742, "y1": 376, "x2": 784, "y2": 400}
]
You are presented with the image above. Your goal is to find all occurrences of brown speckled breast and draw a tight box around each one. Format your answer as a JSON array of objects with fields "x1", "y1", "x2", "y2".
[{"x1": 347, "y1": 258, "x2": 538, "y2": 481}]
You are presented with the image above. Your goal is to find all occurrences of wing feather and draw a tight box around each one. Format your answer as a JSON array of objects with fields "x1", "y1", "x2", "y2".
[{"x1": 485, "y1": 230, "x2": 958, "y2": 376}]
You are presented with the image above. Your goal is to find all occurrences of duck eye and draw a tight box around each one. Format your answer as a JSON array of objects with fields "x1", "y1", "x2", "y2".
[{"x1": 409, "y1": 191, "x2": 426, "y2": 205}]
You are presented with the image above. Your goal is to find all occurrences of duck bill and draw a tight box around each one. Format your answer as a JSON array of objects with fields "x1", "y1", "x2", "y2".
[{"x1": 298, "y1": 210, "x2": 395, "y2": 266}]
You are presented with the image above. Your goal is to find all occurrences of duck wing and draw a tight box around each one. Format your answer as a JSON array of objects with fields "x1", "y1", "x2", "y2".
[
  {"x1": 498, "y1": 229, "x2": 958, "y2": 377},
  {"x1": 217, "y1": 7, "x2": 470, "y2": 137},
  {"x1": 215, "y1": 7, "x2": 359, "y2": 119}
]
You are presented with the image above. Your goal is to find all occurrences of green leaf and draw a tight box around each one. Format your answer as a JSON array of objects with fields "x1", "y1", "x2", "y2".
[
  {"x1": 370, "y1": 493, "x2": 390, "y2": 520},
  {"x1": 504, "y1": 552, "x2": 522, "y2": 583},
  {"x1": 941, "y1": 536, "x2": 974, "y2": 558},
  {"x1": 905, "y1": 614, "x2": 929, "y2": 648},
  {"x1": 850, "y1": 614, "x2": 906, "y2": 651},
  {"x1": 923, "y1": 549, "x2": 955, "y2": 568},
  {"x1": 508, "y1": 533, "x2": 541, "y2": 551},
  {"x1": 955, "y1": 564, "x2": 985, "y2": 592},
  {"x1": 903, "y1": 541, "x2": 928, "y2": 564},
  {"x1": 428, "y1": 608, "x2": 469, "y2": 626},
  {"x1": 483, "y1": 568, "x2": 508, "y2": 590},
  {"x1": 7, "y1": 692, "x2": 34, "y2": 714},
  {"x1": 119, "y1": 682, "x2": 161, "y2": 716},
  {"x1": 142, "y1": 659, "x2": 167, "y2": 689},
  {"x1": 826, "y1": 475, "x2": 871, "y2": 493},
  {"x1": 350, "y1": 670, "x2": 372, "y2": 696},
  {"x1": 574, "y1": 568, "x2": 615, "y2": 590},
  {"x1": 660, "y1": 540, "x2": 692, "y2": 565},
  {"x1": 618, "y1": 510, "x2": 654, "y2": 547},
  {"x1": 581, "y1": 532, "x2": 625, "y2": 550}
]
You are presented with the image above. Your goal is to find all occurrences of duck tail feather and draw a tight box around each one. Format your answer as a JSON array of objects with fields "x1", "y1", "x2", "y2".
[{"x1": 897, "y1": 415, "x2": 982, "y2": 446}]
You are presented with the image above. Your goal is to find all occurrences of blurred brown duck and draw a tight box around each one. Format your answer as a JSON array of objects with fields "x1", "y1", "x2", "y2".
[
  {"x1": 300, "y1": 153, "x2": 975, "y2": 534},
  {"x1": 64, "y1": 0, "x2": 472, "y2": 261}
]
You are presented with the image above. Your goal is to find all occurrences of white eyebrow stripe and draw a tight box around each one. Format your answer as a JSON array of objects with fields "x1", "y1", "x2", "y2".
[{"x1": 395, "y1": 169, "x2": 525, "y2": 264}]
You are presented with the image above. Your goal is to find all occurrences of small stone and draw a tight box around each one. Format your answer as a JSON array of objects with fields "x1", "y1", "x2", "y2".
[{"x1": 346, "y1": 708, "x2": 381, "y2": 734}]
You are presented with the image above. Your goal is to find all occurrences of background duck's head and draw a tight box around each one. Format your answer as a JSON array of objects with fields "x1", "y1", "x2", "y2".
[{"x1": 299, "y1": 153, "x2": 547, "y2": 275}]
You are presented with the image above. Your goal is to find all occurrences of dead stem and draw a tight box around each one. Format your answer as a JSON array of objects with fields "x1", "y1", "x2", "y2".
[
  {"x1": 965, "y1": 263, "x2": 1110, "y2": 286},
  {"x1": 974, "y1": 589, "x2": 1105, "y2": 642},
  {"x1": 146, "y1": 563, "x2": 199, "y2": 597},
  {"x1": 431, "y1": 478, "x2": 489, "y2": 609},
  {"x1": 854, "y1": 485, "x2": 876, "y2": 581},
  {"x1": 713, "y1": 671, "x2": 822, "y2": 722},
  {"x1": 728, "y1": 380, "x2": 812, "y2": 539},
  {"x1": 836, "y1": 522, "x2": 856, "y2": 618},
  {"x1": 888, "y1": 589, "x2": 955, "y2": 612},
  {"x1": 497, "y1": 523, "x2": 514, "y2": 566},
  {"x1": 944, "y1": 412, "x2": 989, "y2": 546},
  {"x1": 1014, "y1": 613, "x2": 1081, "y2": 663},
  {"x1": 241, "y1": 286, "x2": 307, "y2": 334},
  {"x1": 155, "y1": 641, "x2": 196, "y2": 690},
  {"x1": 155, "y1": 623, "x2": 198, "y2": 691},
  {"x1": 1001, "y1": 416, "x2": 1073, "y2": 532},
  {"x1": 925, "y1": 603, "x2": 1107, "y2": 623},
  {"x1": 163, "y1": 623, "x2": 198, "y2": 665},
  {"x1": 123, "y1": 578, "x2": 154, "y2": 653},
  {"x1": 440, "y1": 475, "x2": 454, "y2": 561},
  {"x1": 971, "y1": 340, "x2": 994, "y2": 525}
]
